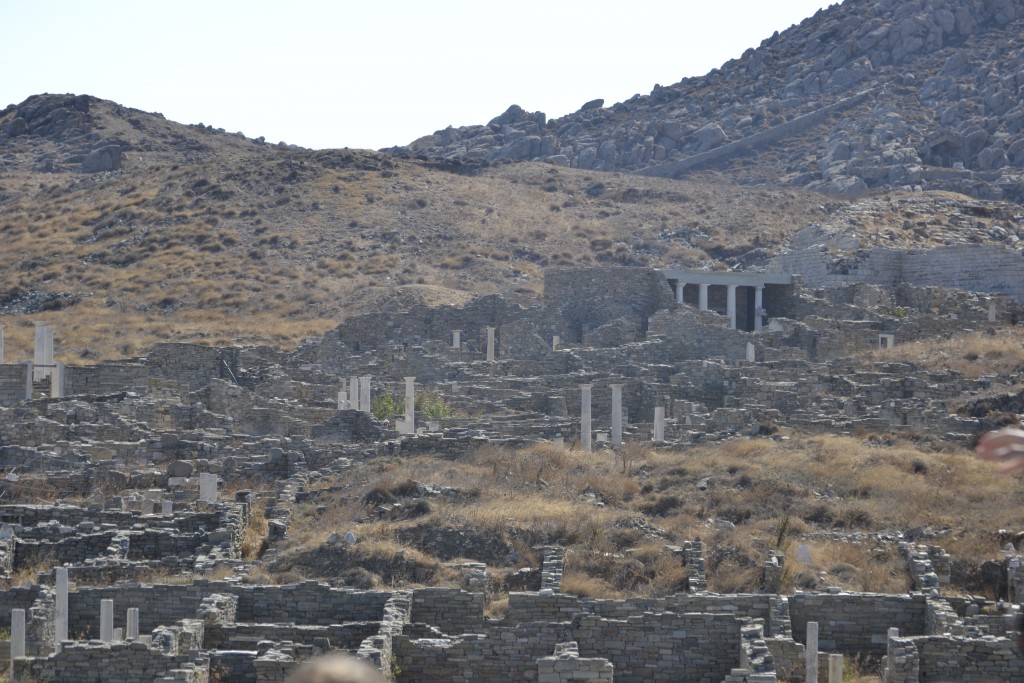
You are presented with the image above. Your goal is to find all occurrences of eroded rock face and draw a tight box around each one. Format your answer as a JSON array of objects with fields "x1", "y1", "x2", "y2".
[{"x1": 394, "y1": 0, "x2": 1024, "y2": 203}]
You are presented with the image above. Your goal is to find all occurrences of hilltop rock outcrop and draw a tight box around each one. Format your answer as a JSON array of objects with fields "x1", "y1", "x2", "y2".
[{"x1": 396, "y1": 0, "x2": 1024, "y2": 203}]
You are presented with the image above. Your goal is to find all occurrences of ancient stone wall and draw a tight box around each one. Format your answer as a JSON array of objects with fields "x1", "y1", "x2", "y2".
[
  {"x1": 789, "y1": 593, "x2": 927, "y2": 656},
  {"x1": 543, "y1": 268, "x2": 675, "y2": 341}
]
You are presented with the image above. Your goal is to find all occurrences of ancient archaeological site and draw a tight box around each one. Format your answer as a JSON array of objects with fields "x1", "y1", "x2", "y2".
[
  {"x1": 7, "y1": 0, "x2": 1024, "y2": 681},
  {"x1": 2, "y1": 257, "x2": 1024, "y2": 682}
]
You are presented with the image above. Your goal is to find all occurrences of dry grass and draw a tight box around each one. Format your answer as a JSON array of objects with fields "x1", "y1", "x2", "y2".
[
  {"x1": 869, "y1": 328, "x2": 1024, "y2": 379},
  {"x1": 258, "y1": 434, "x2": 1024, "y2": 598}
]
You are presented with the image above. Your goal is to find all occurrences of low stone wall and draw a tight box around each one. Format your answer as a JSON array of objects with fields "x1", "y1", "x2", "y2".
[
  {"x1": 14, "y1": 641, "x2": 198, "y2": 683},
  {"x1": 409, "y1": 588, "x2": 484, "y2": 635}
]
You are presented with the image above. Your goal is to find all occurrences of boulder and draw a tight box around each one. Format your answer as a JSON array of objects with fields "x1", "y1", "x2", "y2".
[
  {"x1": 167, "y1": 460, "x2": 194, "y2": 478},
  {"x1": 82, "y1": 145, "x2": 121, "y2": 173}
]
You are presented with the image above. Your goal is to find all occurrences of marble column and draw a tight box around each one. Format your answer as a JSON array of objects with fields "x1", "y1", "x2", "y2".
[
  {"x1": 337, "y1": 388, "x2": 346, "y2": 410},
  {"x1": 126, "y1": 608, "x2": 140, "y2": 640},
  {"x1": 754, "y1": 285, "x2": 764, "y2": 332},
  {"x1": 51, "y1": 361, "x2": 65, "y2": 399},
  {"x1": 11, "y1": 608, "x2": 25, "y2": 677},
  {"x1": 33, "y1": 322, "x2": 46, "y2": 380},
  {"x1": 0, "y1": 323, "x2": 4, "y2": 365},
  {"x1": 580, "y1": 384, "x2": 592, "y2": 453},
  {"x1": 100, "y1": 599, "x2": 114, "y2": 643},
  {"x1": 610, "y1": 384, "x2": 623, "y2": 448},
  {"x1": 653, "y1": 406, "x2": 665, "y2": 442},
  {"x1": 44, "y1": 325, "x2": 54, "y2": 376},
  {"x1": 828, "y1": 654, "x2": 843, "y2": 683},
  {"x1": 55, "y1": 567, "x2": 69, "y2": 649},
  {"x1": 349, "y1": 376, "x2": 359, "y2": 410},
  {"x1": 403, "y1": 376, "x2": 415, "y2": 435},
  {"x1": 23, "y1": 361, "x2": 33, "y2": 401},
  {"x1": 806, "y1": 621, "x2": 819, "y2": 683},
  {"x1": 698, "y1": 284, "x2": 709, "y2": 311},
  {"x1": 552, "y1": 335, "x2": 559, "y2": 352},
  {"x1": 989, "y1": 300, "x2": 998, "y2": 323},
  {"x1": 727, "y1": 284, "x2": 738, "y2": 329},
  {"x1": 360, "y1": 376, "x2": 371, "y2": 413},
  {"x1": 452, "y1": 329, "x2": 461, "y2": 350},
  {"x1": 486, "y1": 326, "x2": 496, "y2": 362},
  {"x1": 675, "y1": 281, "x2": 684, "y2": 304}
]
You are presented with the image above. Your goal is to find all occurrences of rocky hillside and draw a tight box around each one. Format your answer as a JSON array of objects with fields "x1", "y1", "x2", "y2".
[{"x1": 398, "y1": 0, "x2": 1024, "y2": 203}]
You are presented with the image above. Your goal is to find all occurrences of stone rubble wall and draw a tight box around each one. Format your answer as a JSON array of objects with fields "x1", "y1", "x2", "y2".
[
  {"x1": 789, "y1": 593, "x2": 927, "y2": 656},
  {"x1": 770, "y1": 244, "x2": 1024, "y2": 302}
]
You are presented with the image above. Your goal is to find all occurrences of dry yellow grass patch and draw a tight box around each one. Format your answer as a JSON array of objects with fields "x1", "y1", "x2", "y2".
[{"x1": 870, "y1": 328, "x2": 1024, "y2": 379}]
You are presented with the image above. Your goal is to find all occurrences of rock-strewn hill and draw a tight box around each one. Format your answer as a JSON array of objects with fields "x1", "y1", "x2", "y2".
[{"x1": 397, "y1": 0, "x2": 1024, "y2": 202}]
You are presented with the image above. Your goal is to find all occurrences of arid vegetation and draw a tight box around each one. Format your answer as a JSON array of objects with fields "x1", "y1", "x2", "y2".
[{"x1": 262, "y1": 434, "x2": 1024, "y2": 606}]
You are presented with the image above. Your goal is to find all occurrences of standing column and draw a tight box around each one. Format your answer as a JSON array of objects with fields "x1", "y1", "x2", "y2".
[
  {"x1": 11, "y1": 608, "x2": 25, "y2": 678},
  {"x1": 360, "y1": 376, "x2": 371, "y2": 413},
  {"x1": 126, "y1": 608, "x2": 140, "y2": 640},
  {"x1": 828, "y1": 654, "x2": 843, "y2": 683},
  {"x1": 653, "y1": 406, "x2": 665, "y2": 442},
  {"x1": 0, "y1": 323, "x2": 4, "y2": 364},
  {"x1": 349, "y1": 376, "x2": 359, "y2": 410},
  {"x1": 552, "y1": 335, "x2": 560, "y2": 351},
  {"x1": 727, "y1": 284, "x2": 738, "y2": 329},
  {"x1": 337, "y1": 388, "x2": 346, "y2": 410},
  {"x1": 486, "y1": 326, "x2": 496, "y2": 362},
  {"x1": 698, "y1": 284, "x2": 709, "y2": 311},
  {"x1": 403, "y1": 377, "x2": 415, "y2": 435},
  {"x1": 989, "y1": 300, "x2": 998, "y2": 323},
  {"x1": 51, "y1": 361, "x2": 65, "y2": 399},
  {"x1": 610, "y1": 384, "x2": 623, "y2": 448},
  {"x1": 805, "y1": 621, "x2": 819, "y2": 683},
  {"x1": 580, "y1": 384, "x2": 592, "y2": 453},
  {"x1": 33, "y1": 321, "x2": 46, "y2": 380},
  {"x1": 43, "y1": 325, "x2": 54, "y2": 377},
  {"x1": 452, "y1": 329, "x2": 461, "y2": 350},
  {"x1": 23, "y1": 361, "x2": 33, "y2": 401},
  {"x1": 754, "y1": 285, "x2": 764, "y2": 332},
  {"x1": 675, "y1": 281, "x2": 684, "y2": 304},
  {"x1": 100, "y1": 599, "x2": 114, "y2": 643},
  {"x1": 55, "y1": 567, "x2": 69, "y2": 649}
]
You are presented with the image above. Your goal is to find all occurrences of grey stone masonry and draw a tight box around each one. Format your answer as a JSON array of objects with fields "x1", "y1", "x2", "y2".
[
  {"x1": 538, "y1": 545, "x2": 565, "y2": 592},
  {"x1": 537, "y1": 641, "x2": 614, "y2": 683}
]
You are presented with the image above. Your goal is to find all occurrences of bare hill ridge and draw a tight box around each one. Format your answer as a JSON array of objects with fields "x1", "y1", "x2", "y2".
[{"x1": 398, "y1": 0, "x2": 1024, "y2": 203}]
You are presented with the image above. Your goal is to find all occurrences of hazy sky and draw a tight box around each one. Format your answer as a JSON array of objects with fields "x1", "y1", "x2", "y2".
[{"x1": 1, "y1": 1, "x2": 833, "y2": 150}]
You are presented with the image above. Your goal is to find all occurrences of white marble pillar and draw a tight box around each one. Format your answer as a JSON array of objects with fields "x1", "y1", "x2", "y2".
[
  {"x1": 337, "y1": 388, "x2": 346, "y2": 410},
  {"x1": 828, "y1": 654, "x2": 843, "y2": 683},
  {"x1": 806, "y1": 621, "x2": 819, "y2": 683},
  {"x1": 452, "y1": 329, "x2": 461, "y2": 350},
  {"x1": 100, "y1": 599, "x2": 114, "y2": 643},
  {"x1": 11, "y1": 608, "x2": 25, "y2": 677},
  {"x1": 361, "y1": 376, "x2": 372, "y2": 413},
  {"x1": 989, "y1": 300, "x2": 998, "y2": 323},
  {"x1": 126, "y1": 608, "x2": 140, "y2": 640},
  {"x1": 486, "y1": 326, "x2": 496, "y2": 362},
  {"x1": 653, "y1": 406, "x2": 665, "y2": 442},
  {"x1": 727, "y1": 284, "x2": 738, "y2": 329},
  {"x1": 552, "y1": 335, "x2": 560, "y2": 351},
  {"x1": 745, "y1": 342, "x2": 756, "y2": 363},
  {"x1": 55, "y1": 567, "x2": 69, "y2": 649},
  {"x1": 698, "y1": 284, "x2": 709, "y2": 311},
  {"x1": 886, "y1": 627, "x2": 899, "y2": 675},
  {"x1": 199, "y1": 473, "x2": 218, "y2": 504},
  {"x1": 754, "y1": 285, "x2": 764, "y2": 332},
  {"x1": 51, "y1": 361, "x2": 65, "y2": 399},
  {"x1": 44, "y1": 325, "x2": 54, "y2": 376},
  {"x1": 33, "y1": 322, "x2": 46, "y2": 380},
  {"x1": 610, "y1": 384, "x2": 623, "y2": 448},
  {"x1": 675, "y1": 281, "x2": 684, "y2": 304},
  {"x1": 23, "y1": 361, "x2": 33, "y2": 400},
  {"x1": 403, "y1": 377, "x2": 415, "y2": 435},
  {"x1": 0, "y1": 323, "x2": 4, "y2": 365},
  {"x1": 580, "y1": 384, "x2": 592, "y2": 453},
  {"x1": 349, "y1": 376, "x2": 359, "y2": 410}
]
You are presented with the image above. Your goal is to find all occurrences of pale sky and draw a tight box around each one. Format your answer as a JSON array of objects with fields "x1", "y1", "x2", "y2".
[{"x1": 1, "y1": 1, "x2": 833, "y2": 151}]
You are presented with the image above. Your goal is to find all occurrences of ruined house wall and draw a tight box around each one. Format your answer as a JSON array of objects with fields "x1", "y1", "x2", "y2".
[
  {"x1": 65, "y1": 362, "x2": 149, "y2": 396},
  {"x1": 543, "y1": 267, "x2": 675, "y2": 342},
  {"x1": 789, "y1": 593, "x2": 927, "y2": 656},
  {"x1": 770, "y1": 244, "x2": 1024, "y2": 302}
]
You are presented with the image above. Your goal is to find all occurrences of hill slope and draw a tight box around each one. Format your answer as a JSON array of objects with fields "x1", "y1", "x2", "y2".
[{"x1": 398, "y1": 0, "x2": 1024, "y2": 203}]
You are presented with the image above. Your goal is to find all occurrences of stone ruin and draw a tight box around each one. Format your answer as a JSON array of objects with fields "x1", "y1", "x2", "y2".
[{"x1": 0, "y1": 262, "x2": 1024, "y2": 681}]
